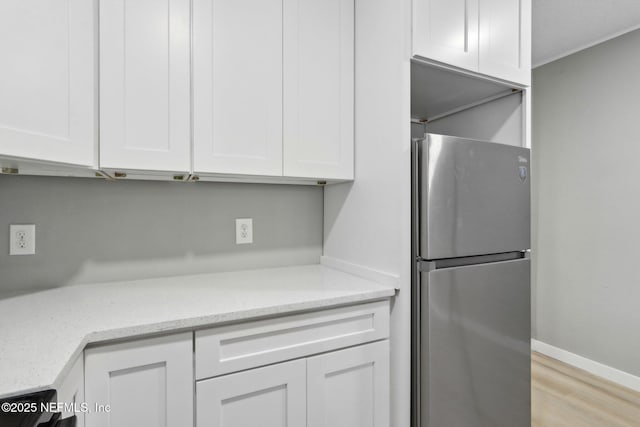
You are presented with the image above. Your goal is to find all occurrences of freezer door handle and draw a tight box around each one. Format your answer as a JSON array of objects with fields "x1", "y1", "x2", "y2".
[{"x1": 419, "y1": 251, "x2": 525, "y2": 271}]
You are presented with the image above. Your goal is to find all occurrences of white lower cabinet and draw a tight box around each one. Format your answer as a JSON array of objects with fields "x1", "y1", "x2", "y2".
[
  {"x1": 196, "y1": 359, "x2": 307, "y2": 427},
  {"x1": 84, "y1": 332, "x2": 193, "y2": 427},
  {"x1": 80, "y1": 301, "x2": 390, "y2": 427},
  {"x1": 307, "y1": 341, "x2": 390, "y2": 427},
  {"x1": 196, "y1": 341, "x2": 389, "y2": 427}
]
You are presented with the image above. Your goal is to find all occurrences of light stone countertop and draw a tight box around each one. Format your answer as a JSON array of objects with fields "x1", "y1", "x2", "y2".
[{"x1": 0, "y1": 264, "x2": 395, "y2": 399}]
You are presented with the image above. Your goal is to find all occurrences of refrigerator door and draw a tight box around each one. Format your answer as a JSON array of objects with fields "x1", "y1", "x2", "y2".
[
  {"x1": 420, "y1": 258, "x2": 531, "y2": 427},
  {"x1": 418, "y1": 134, "x2": 530, "y2": 260}
]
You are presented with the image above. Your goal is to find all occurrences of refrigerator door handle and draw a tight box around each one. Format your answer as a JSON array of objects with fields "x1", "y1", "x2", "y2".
[{"x1": 419, "y1": 251, "x2": 526, "y2": 271}]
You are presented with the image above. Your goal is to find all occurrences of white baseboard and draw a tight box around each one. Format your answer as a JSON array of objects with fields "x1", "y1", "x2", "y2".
[
  {"x1": 320, "y1": 256, "x2": 400, "y2": 290},
  {"x1": 531, "y1": 339, "x2": 640, "y2": 392}
]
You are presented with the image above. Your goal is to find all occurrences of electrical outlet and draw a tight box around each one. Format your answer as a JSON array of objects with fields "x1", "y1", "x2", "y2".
[
  {"x1": 10, "y1": 224, "x2": 36, "y2": 255},
  {"x1": 235, "y1": 218, "x2": 253, "y2": 244}
]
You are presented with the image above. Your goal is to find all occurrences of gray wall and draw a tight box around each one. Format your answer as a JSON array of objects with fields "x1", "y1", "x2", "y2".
[
  {"x1": 532, "y1": 29, "x2": 640, "y2": 375},
  {"x1": 0, "y1": 175, "x2": 322, "y2": 292},
  {"x1": 427, "y1": 92, "x2": 523, "y2": 146}
]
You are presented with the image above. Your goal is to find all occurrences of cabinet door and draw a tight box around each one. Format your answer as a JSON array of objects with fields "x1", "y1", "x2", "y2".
[
  {"x1": 0, "y1": 0, "x2": 95, "y2": 166},
  {"x1": 99, "y1": 0, "x2": 191, "y2": 172},
  {"x1": 479, "y1": 0, "x2": 531, "y2": 85},
  {"x1": 196, "y1": 359, "x2": 306, "y2": 427},
  {"x1": 57, "y1": 354, "x2": 85, "y2": 427},
  {"x1": 85, "y1": 333, "x2": 193, "y2": 427},
  {"x1": 413, "y1": 0, "x2": 479, "y2": 71},
  {"x1": 283, "y1": 0, "x2": 354, "y2": 180},
  {"x1": 307, "y1": 341, "x2": 390, "y2": 427},
  {"x1": 193, "y1": 0, "x2": 283, "y2": 176}
]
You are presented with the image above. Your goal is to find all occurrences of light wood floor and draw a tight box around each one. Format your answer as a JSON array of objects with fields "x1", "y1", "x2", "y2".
[{"x1": 532, "y1": 352, "x2": 640, "y2": 427}]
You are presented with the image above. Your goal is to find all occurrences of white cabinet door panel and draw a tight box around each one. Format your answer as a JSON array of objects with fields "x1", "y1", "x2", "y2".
[
  {"x1": 283, "y1": 0, "x2": 354, "y2": 180},
  {"x1": 99, "y1": 0, "x2": 191, "y2": 172},
  {"x1": 85, "y1": 333, "x2": 193, "y2": 427},
  {"x1": 307, "y1": 341, "x2": 390, "y2": 427},
  {"x1": 196, "y1": 359, "x2": 306, "y2": 427},
  {"x1": 0, "y1": 0, "x2": 95, "y2": 166},
  {"x1": 193, "y1": 0, "x2": 283, "y2": 176},
  {"x1": 479, "y1": 0, "x2": 531, "y2": 85},
  {"x1": 413, "y1": 0, "x2": 479, "y2": 71}
]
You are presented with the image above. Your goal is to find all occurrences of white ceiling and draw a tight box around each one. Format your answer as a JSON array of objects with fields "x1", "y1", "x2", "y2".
[{"x1": 533, "y1": 0, "x2": 640, "y2": 67}]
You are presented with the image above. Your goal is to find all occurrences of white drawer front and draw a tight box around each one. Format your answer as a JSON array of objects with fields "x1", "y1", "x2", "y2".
[{"x1": 196, "y1": 300, "x2": 390, "y2": 379}]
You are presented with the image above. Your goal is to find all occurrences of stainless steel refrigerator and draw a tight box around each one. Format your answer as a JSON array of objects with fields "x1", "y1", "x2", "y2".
[{"x1": 412, "y1": 134, "x2": 531, "y2": 427}]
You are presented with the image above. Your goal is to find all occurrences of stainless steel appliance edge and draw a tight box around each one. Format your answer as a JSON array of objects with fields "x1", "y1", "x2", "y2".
[{"x1": 412, "y1": 134, "x2": 532, "y2": 427}]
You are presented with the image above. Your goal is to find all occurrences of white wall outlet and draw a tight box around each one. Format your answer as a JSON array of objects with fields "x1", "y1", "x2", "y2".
[
  {"x1": 235, "y1": 218, "x2": 253, "y2": 244},
  {"x1": 10, "y1": 224, "x2": 36, "y2": 255}
]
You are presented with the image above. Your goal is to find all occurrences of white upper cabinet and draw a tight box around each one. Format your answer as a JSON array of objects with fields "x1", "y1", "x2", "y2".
[
  {"x1": 413, "y1": 0, "x2": 531, "y2": 86},
  {"x1": 283, "y1": 0, "x2": 354, "y2": 180},
  {"x1": 193, "y1": 0, "x2": 283, "y2": 176},
  {"x1": 478, "y1": 0, "x2": 531, "y2": 85},
  {"x1": 99, "y1": 0, "x2": 191, "y2": 172},
  {"x1": 412, "y1": 0, "x2": 479, "y2": 71},
  {"x1": 193, "y1": 0, "x2": 354, "y2": 181},
  {"x1": 2, "y1": 0, "x2": 354, "y2": 182},
  {"x1": 0, "y1": 0, "x2": 96, "y2": 166}
]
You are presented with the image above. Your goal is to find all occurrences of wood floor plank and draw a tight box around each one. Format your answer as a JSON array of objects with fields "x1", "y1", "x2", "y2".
[{"x1": 532, "y1": 351, "x2": 640, "y2": 427}]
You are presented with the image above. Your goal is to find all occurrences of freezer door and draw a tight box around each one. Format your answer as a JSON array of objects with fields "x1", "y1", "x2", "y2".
[
  {"x1": 420, "y1": 259, "x2": 531, "y2": 427},
  {"x1": 419, "y1": 134, "x2": 530, "y2": 259}
]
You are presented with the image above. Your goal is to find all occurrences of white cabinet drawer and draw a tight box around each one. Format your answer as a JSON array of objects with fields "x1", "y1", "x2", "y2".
[{"x1": 195, "y1": 300, "x2": 390, "y2": 379}]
